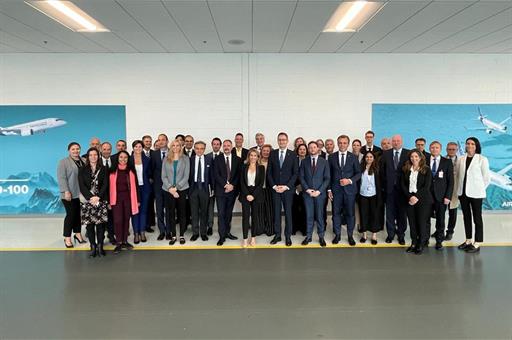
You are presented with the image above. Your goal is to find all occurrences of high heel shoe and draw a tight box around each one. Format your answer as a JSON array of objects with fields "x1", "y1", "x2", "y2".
[
  {"x1": 64, "y1": 239, "x2": 74, "y2": 248},
  {"x1": 73, "y1": 235, "x2": 87, "y2": 244}
]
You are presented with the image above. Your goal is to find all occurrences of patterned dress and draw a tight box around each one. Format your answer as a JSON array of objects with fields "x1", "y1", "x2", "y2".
[{"x1": 80, "y1": 168, "x2": 108, "y2": 225}]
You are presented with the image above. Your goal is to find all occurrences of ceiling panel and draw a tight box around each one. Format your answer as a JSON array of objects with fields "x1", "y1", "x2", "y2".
[
  {"x1": 253, "y1": 1, "x2": 296, "y2": 52},
  {"x1": 338, "y1": 1, "x2": 429, "y2": 53},
  {"x1": 280, "y1": 1, "x2": 338, "y2": 52},
  {"x1": 451, "y1": 24, "x2": 512, "y2": 52},
  {"x1": 209, "y1": 1, "x2": 252, "y2": 52},
  {"x1": 0, "y1": 30, "x2": 49, "y2": 52},
  {"x1": 366, "y1": 1, "x2": 475, "y2": 52},
  {"x1": 163, "y1": 0, "x2": 222, "y2": 52},
  {"x1": 477, "y1": 37, "x2": 512, "y2": 53}
]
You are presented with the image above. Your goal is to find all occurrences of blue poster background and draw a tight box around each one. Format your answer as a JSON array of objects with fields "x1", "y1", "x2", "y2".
[
  {"x1": 0, "y1": 105, "x2": 126, "y2": 215},
  {"x1": 372, "y1": 104, "x2": 512, "y2": 210}
]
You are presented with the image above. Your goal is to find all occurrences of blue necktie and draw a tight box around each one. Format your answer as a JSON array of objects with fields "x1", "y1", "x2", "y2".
[{"x1": 432, "y1": 158, "x2": 437, "y2": 176}]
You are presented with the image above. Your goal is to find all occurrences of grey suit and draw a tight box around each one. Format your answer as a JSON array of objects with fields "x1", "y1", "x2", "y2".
[
  {"x1": 57, "y1": 157, "x2": 84, "y2": 199},
  {"x1": 161, "y1": 155, "x2": 190, "y2": 191}
]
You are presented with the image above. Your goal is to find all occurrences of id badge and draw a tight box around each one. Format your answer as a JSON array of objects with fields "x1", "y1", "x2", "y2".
[{"x1": 438, "y1": 170, "x2": 444, "y2": 178}]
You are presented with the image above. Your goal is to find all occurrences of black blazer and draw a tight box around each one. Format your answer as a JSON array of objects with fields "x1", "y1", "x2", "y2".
[
  {"x1": 318, "y1": 150, "x2": 327, "y2": 159},
  {"x1": 361, "y1": 145, "x2": 382, "y2": 158},
  {"x1": 183, "y1": 148, "x2": 196, "y2": 158},
  {"x1": 78, "y1": 164, "x2": 109, "y2": 201},
  {"x1": 214, "y1": 153, "x2": 242, "y2": 196},
  {"x1": 188, "y1": 154, "x2": 214, "y2": 191},
  {"x1": 150, "y1": 149, "x2": 167, "y2": 190},
  {"x1": 267, "y1": 149, "x2": 298, "y2": 189},
  {"x1": 426, "y1": 155, "x2": 454, "y2": 203},
  {"x1": 380, "y1": 148, "x2": 410, "y2": 194},
  {"x1": 239, "y1": 164, "x2": 265, "y2": 203},
  {"x1": 400, "y1": 167, "x2": 433, "y2": 205},
  {"x1": 231, "y1": 147, "x2": 249, "y2": 162}
]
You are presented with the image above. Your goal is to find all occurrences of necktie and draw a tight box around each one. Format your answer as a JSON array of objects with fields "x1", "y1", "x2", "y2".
[
  {"x1": 340, "y1": 153, "x2": 345, "y2": 168},
  {"x1": 162, "y1": 151, "x2": 166, "y2": 160},
  {"x1": 432, "y1": 158, "x2": 437, "y2": 176},
  {"x1": 393, "y1": 151, "x2": 399, "y2": 169},
  {"x1": 312, "y1": 157, "x2": 316, "y2": 174},
  {"x1": 279, "y1": 151, "x2": 284, "y2": 168},
  {"x1": 226, "y1": 156, "x2": 231, "y2": 181},
  {"x1": 106, "y1": 159, "x2": 110, "y2": 168},
  {"x1": 198, "y1": 157, "x2": 203, "y2": 184}
]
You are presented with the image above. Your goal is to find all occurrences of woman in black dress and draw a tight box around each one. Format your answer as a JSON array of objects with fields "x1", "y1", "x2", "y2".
[
  {"x1": 239, "y1": 149, "x2": 266, "y2": 247},
  {"x1": 292, "y1": 143, "x2": 308, "y2": 236},
  {"x1": 78, "y1": 148, "x2": 109, "y2": 257},
  {"x1": 259, "y1": 144, "x2": 274, "y2": 237},
  {"x1": 357, "y1": 151, "x2": 382, "y2": 245}
]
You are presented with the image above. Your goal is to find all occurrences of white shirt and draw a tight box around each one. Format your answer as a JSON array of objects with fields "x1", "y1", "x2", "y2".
[
  {"x1": 135, "y1": 163, "x2": 144, "y2": 185},
  {"x1": 143, "y1": 149, "x2": 151, "y2": 157},
  {"x1": 310, "y1": 155, "x2": 319, "y2": 167},
  {"x1": 101, "y1": 156, "x2": 111, "y2": 168},
  {"x1": 409, "y1": 166, "x2": 419, "y2": 193},
  {"x1": 430, "y1": 155, "x2": 441, "y2": 170},
  {"x1": 360, "y1": 169, "x2": 376, "y2": 197},
  {"x1": 393, "y1": 148, "x2": 403, "y2": 159},
  {"x1": 185, "y1": 148, "x2": 193, "y2": 157},
  {"x1": 279, "y1": 149, "x2": 287, "y2": 163},
  {"x1": 212, "y1": 152, "x2": 220, "y2": 159},
  {"x1": 247, "y1": 169, "x2": 256, "y2": 186},
  {"x1": 194, "y1": 155, "x2": 205, "y2": 182}
]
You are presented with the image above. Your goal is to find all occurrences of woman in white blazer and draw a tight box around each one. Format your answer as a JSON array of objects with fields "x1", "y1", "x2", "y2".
[{"x1": 456, "y1": 137, "x2": 490, "y2": 253}]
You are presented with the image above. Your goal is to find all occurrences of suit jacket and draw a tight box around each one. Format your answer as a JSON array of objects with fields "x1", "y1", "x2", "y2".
[
  {"x1": 232, "y1": 147, "x2": 249, "y2": 162},
  {"x1": 380, "y1": 148, "x2": 410, "y2": 194},
  {"x1": 57, "y1": 156, "x2": 85, "y2": 199},
  {"x1": 183, "y1": 148, "x2": 196, "y2": 158},
  {"x1": 78, "y1": 164, "x2": 109, "y2": 201},
  {"x1": 300, "y1": 156, "x2": 330, "y2": 195},
  {"x1": 455, "y1": 154, "x2": 490, "y2": 199},
  {"x1": 214, "y1": 153, "x2": 241, "y2": 196},
  {"x1": 327, "y1": 151, "x2": 361, "y2": 195},
  {"x1": 161, "y1": 155, "x2": 190, "y2": 191},
  {"x1": 426, "y1": 155, "x2": 454, "y2": 203},
  {"x1": 188, "y1": 154, "x2": 213, "y2": 192},
  {"x1": 267, "y1": 149, "x2": 298, "y2": 190},
  {"x1": 130, "y1": 153, "x2": 152, "y2": 187},
  {"x1": 150, "y1": 149, "x2": 167, "y2": 190},
  {"x1": 318, "y1": 150, "x2": 327, "y2": 159},
  {"x1": 361, "y1": 145, "x2": 382, "y2": 157},
  {"x1": 400, "y1": 167, "x2": 433, "y2": 205},
  {"x1": 446, "y1": 155, "x2": 460, "y2": 208},
  {"x1": 239, "y1": 164, "x2": 265, "y2": 203}
]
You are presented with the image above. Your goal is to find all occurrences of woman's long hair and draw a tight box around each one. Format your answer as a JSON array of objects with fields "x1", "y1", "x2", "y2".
[
  {"x1": 402, "y1": 149, "x2": 428, "y2": 175},
  {"x1": 167, "y1": 139, "x2": 183, "y2": 162},
  {"x1": 465, "y1": 136, "x2": 482, "y2": 154},
  {"x1": 361, "y1": 151, "x2": 378, "y2": 176}
]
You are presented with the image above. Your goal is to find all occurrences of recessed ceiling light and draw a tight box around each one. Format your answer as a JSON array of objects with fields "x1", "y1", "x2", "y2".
[
  {"x1": 25, "y1": 1, "x2": 109, "y2": 32},
  {"x1": 323, "y1": 1, "x2": 385, "y2": 33},
  {"x1": 228, "y1": 39, "x2": 245, "y2": 45}
]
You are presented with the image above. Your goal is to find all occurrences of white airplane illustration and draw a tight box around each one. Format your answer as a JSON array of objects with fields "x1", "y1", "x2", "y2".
[
  {"x1": 465, "y1": 107, "x2": 511, "y2": 134},
  {"x1": 0, "y1": 118, "x2": 66, "y2": 136}
]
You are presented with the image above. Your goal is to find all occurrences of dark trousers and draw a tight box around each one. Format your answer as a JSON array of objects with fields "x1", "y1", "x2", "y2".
[
  {"x1": 208, "y1": 196, "x2": 216, "y2": 229},
  {"x1": 447, "y1": 207, "x2": 457, "y2": 234},
  {"x1": 86, "y1": 223, "x2": 105, "y2": 246},
  {"x1": 241, "y1": 200, "x2": 257, "y2": 239},
  {"x1": 153, "y1": 186, "x2": 166, "y2": 234},
  {"x1": 147, "y1": 192, "x2": 156, "y2": 228},
  {"x1": 189, "y1": 185, "x2": 209, "y2": 236},
  {"x1": 62, "y1": 198, "x2": 81, "y2": 237},
  {"x1": 112, "y1": 193, "x2": 131, "y2": 244},
  {"x1": 164, "y1": 189, "x2": 188, "y2": 237},
  {"x1": 106, "y1": 210, "x2": 115, "y2": 240},
  {"x1": 303, "y1": 193, "x2": 326, "y2": 239},
  {"x1": 359, "y1": 195, "x2": 379, "y2": 233},
  {"x1": 406, "y1": 201, "x2": 430, "y2": 246},
  {"x1": 428, "y1": 200, "x2": 447, "y2": 243},
  {"x1": 272, "y1": 191, "x2": 294, "y2": 239},
  {"x1": 385, "y1": 189, "x2": 408, "y2": 239},
  {"x1": 132, "y1": 184, "x2": 151, "y2": 234},
  {"x1": 332, "y1": 190, "x2": 356, "y2": 237},
  {"x1": 459, "y1": 195, "x2": 484, "y2": 242},
  {"x1": 216, "y1": 193, "x2": 237, "y2": 238}
]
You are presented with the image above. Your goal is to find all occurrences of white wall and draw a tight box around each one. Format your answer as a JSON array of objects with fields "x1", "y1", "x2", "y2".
[{"x1": 1, "y1": 53, "x2": 511, "y2": 149}]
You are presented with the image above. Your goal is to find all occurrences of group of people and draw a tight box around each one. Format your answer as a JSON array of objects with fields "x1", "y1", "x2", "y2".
[{"x1": 57, "y1": 130, "x2": 490, "y2": 257}]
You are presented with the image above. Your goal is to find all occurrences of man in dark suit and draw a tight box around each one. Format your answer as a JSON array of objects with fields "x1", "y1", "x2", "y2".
[
  {"x1": 214, "y1": 139, "x2": 241, "y2": 246},
  {"x1": 81, "y1": 137, "x2": 101, "y2": 158},
  {"x1": 328, "y1": 135, "x2": 362, "y2": 246},
  {"x1": 183, "y1": 135, "x2": 196, "y2": 158},
  {"x1": 252, "y1": 132, "x2": 265, "y2": 152},
  {"x1": 380, "y1": 134, "x2": 409, "y2": 244},
  {"x1": 267, "y1": 132, "x2": 298, "y2": 246},
  {"x1": 361, "y1": 130, "x2": 382, "y2": 157},
  {"x1": 110, "y1": 139, "x2": 127, "y2": 169},
  {"x1": 150, "y1": 134, "x2": 170, "y2": 240},
  {"x1": 206, "y1": 137, "x2": 222, "y2": 236},
  {"x1": 189, "y1": 141, "x2": 213, "y2": 242},
  {"x1": 415, "y1": 137, "x2": 430, "y2": 159},
  {"x1": 300, "y1": 141, "x2": 330, "y2": 247},
  {"x1": 444, "y1": 142, "x2": 459, "y2": 240},
  {"x1": 232, "y1": 132, "x2": 249, "y2": 162},
  {"x1": 142, "y1": 135, "x2": 155, "y2": 233},
  {"x1": 427, "y1": 141, "x2": 454, "y2": 250}
]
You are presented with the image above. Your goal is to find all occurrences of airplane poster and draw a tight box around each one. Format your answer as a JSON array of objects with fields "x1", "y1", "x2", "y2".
[
  {"x1": 0, "y1": 105, "x2": 126, "y2": 215},
  {"x1": 372, "y1": 103, "x2": 512, "y2": 211}
]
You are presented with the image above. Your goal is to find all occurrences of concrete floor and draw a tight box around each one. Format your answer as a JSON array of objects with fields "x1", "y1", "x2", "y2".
[{"x1": 1, "y1": 248, "x2": 512, "y2": 339}]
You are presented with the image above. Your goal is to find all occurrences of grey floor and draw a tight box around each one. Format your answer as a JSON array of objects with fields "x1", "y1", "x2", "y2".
[{"x1": 1, "y1": 248, "x2": 512, "y2": 339}]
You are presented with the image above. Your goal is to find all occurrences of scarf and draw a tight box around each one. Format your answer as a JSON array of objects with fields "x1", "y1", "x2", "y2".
[{"x1": 109, "y1": 164, "x2": 139, "y2": 215}]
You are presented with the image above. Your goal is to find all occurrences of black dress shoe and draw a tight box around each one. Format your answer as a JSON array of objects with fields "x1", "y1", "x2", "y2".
[
  {"x1": 444, "y1": 232, "x2": 453, "y2": 241},
  {"x1": 348, "y1": 236, "x2": 356, "y2": 246},
  {"x1": 207, "y1": 227, "x2": 213, "y2": 236},
  {"x1": 270, "y1": 236, "x2": 282, "y2": 245},
  {"x1": 360, "y1": 237, "x2": 367, "y2": 243},
  {"x1": 134, "y1": 234, "x2": 140, "y2": 244},
  {"x1": 385, "y1": 236, "x2": 393, "y2": 243},
  {"x1": 179, "y1": 237, "x2": 186, "y2": 245},
  {"x1": 166, "y1": 233, "x2": 172, "y2": 240},
  {"x1": 285, "y1": 238, "x2": 292, "y2": 247},
  {"x1": 97, "y1": 243, "x2": 106, "y2": 257},
  {"x1": 146, "y1": 226, "x2": 155, "y2": 233},
  {"x1": 190, "y1": 234, "x2": 199, "y2": 241},
  {"x1": 435, "y1": 242, "x2": 443, "y2": 250},
  {"x1": 201, "y1": 235, "x2": 208, "y2": 241},
  {"x1": 301, "y1": 238, "x2": 311, "y2": 246},
  {"x1": 169, "y1": 237, "x2": 177, "y2": 245},
  {"x1": 398, "y1": 237, "x2": 406, "y2": 246},
  {"x1": 415, "y1": 246, "x2": 424, "y2": 255},
  {"x1": 406, "y1": 245, "x2": 416, "y2": 253},
  {"x1": 465, "y1": 244, "x2": 480, "y2": 253},
  {"x1": 319, "y1": 238, "x2": 326, "y2": 247},
  {"x1": 458, "y1": 242, "x2": 470, "y2": 250},
  {"x1": 226, "y1": 233, "x2": 238, "y2": 240},
  {"x1": 157, "y1": 233, "x2": 165, "y2": 241},
  {"x1": 217, "y1": 238, "x2": 225, "y2": 246},
  {"x1": 113, "y1": 245, "x2": 122, "y2": 254},
  {"x1": 332, "y1": 235, "x2": 341, "y2": 244},
  {"x1": 141, "y1": 234, "x2": 147, "y2": 243},
  {"x1": 371, "y1": 239, "x2": 378, "y2": 245}
]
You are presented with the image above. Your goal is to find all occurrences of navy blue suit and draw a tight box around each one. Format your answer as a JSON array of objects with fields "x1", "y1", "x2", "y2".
[
  {"x1": 267, "y1": 148, "x2": 298, "y2": 239},
  {"x1": 130, "y1": 153, "x2": 152, "y2": 234},
  {"x1": 300, "y1": 156, "x2": 330, "y2": 239},
  {"x1": 214, "y1": 153, "x2": 241, "y2": 239},
  {"x1": 328, "y1": 151, "x2": 362, "y2": 237},
  {"x1": 189, "y1": 154, "x2": 214, "y2": 236},
  {"x1": 150, "y1": 149, "x2": 168, "y2": 234},
  {"x1": 380, "y1": 148, "x2": 410, "y2": 240}
]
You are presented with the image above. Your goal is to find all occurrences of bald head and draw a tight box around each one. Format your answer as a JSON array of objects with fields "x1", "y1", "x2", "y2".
[
  {"x1": 391, "y1": 135, "x2": 403, "y2": 150},
  {"x1": 89, "y1": 137, "x2": 101, "y2": 150}
]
